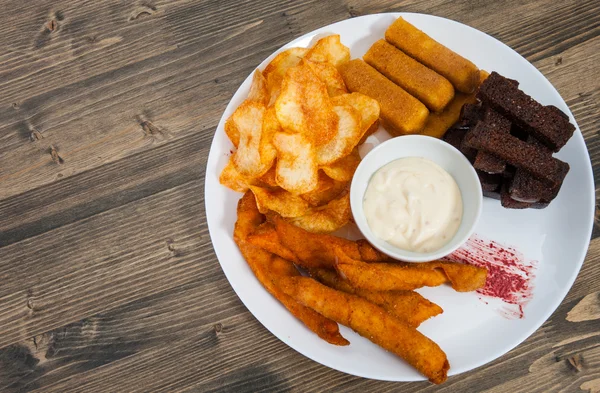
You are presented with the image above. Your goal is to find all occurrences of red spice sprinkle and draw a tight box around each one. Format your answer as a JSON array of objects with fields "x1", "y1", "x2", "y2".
[{"x1": 447, "y1": 235, "x2": 536, "y2": 319}]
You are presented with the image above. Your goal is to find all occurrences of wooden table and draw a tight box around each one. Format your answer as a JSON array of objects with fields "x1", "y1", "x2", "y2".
[{"x1": 1, "y1": 1, "x2": 598, "y2": 391}]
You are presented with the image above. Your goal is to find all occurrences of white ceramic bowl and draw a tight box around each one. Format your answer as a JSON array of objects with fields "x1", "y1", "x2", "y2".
[{"x1": 350, "y1": 135, "x2": 483, "y2": 262}]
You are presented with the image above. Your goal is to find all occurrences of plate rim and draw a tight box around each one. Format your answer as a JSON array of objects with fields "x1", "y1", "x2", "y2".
[{"x1": 204, "y1": 12, "x2": 595, "y2": 381}]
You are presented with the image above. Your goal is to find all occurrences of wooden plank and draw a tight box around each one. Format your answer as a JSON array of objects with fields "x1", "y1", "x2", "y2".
[{"x1": 0, "y1": 180, "x2": 212, "y2": 350}]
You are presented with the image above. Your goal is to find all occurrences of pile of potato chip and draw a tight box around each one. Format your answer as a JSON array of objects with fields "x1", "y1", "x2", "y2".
[{"x1": 220, "y1": 35, "x2": 380, "y2": 233}]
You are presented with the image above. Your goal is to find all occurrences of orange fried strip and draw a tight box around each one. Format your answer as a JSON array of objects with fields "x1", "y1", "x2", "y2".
[
  {"x1": 334, "y1": 248, "x2": 487, "y2": 292},
  {"x1": 247, "y1": 222, "x2": 299, "y2": 263},
  {"x1": 309, "y1": 268, "x2": 442, "y2": 327},
  {"x1": 234, "y1": 192, "x2": 348, "y2": 346},
  {"x1": 269, "y1": 214, "x2": 388, "y2": 268},
  {"x1": 385, "y1": 17, "x2": 479, "y2": 94},
  {"x1": 421, "y1": 71, "x2": 489, "y2": 138},
  {"x1": 280, "y1": 276, "x2": 449, "y2": 384}
]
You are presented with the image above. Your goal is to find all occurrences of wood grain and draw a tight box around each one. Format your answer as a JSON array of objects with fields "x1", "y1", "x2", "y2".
[{"x1": 0, "y1": 0, "x2": 598, "y2": 391}]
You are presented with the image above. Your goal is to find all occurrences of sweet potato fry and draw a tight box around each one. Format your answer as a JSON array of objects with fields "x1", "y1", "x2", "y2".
[
  {"x1": 279, "y1": 276, "x2": 449, "y2": 384},
  {"x1": 247, "y1": 222, "x2": 298, "y2": 263},
  {"x1": 356, "y1": 239, "x2": 390, "y2": 262},
  {"x1": 309, "y1": 268, "x2": 442, "y2": 327},
  {"x1": 234, "y1": 192, "x2": 348, "y2": 346},
  {"x1": 335, "y1": 248, "x2": 487, "y2": 292},
  {"x1": 270, "y1": 214, "x2": 388, "y2": 267}
]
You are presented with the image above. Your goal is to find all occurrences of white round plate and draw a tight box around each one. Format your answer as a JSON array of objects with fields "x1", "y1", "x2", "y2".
[{"x1": 205, "y1": 13, "x2": 595, "y2": 381}]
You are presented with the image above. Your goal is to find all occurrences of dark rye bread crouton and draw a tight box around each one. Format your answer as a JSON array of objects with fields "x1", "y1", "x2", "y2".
[
  {"x1": 464, "y1": 121, "x2": 570, "y2": 188},
  {"x1": 443, "y1": 126, "x2": 477, "y2": 162},
  {"x1": 477, "y1": 72, "x2": 575, "y2": 152},
  {"x1": 473, "y1": 108, "x2": 511, "y2": 174},
  {"x1": 500, "y1": 184, "x2": 549, "y2": 209},
  {"x1": 477, "y1": 170, "x2": 502, "y2": 192}
]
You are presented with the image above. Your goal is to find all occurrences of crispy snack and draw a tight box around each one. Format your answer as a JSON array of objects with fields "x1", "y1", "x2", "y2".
[
  {"x1": 309, "y1": 268, "x2": 443, "y2": 328},
  {"x1": 358, "y1": 118, "x2": 379, "y2": 145},
  {"x1": 257, "y1": 162, "x2": 278, "y2": 188},
  {"x1": 275, "y1": 63, "x2": 337, "y2": 146},
  {"x1": 219, "y1": 157, "x2": 251, "y2": 192},
  {"x1": 272, "y1": 132, "x2": 319, "y2": 194},
  {"x1": 356, "y1": 239, "x2": 390, "y2": 262},
  {"x1": 247, "y1": 222, "x2": 299, "y2": 263},
  {"x1": 230, "y1": 101, "x2": 269, "y2": 178},
  {"x1": 331, "y1": 92, "x2": 381, "y2": 139},
  {"x1": 364, "y1": 39, "x2": 454, "y2": 112},
  {"x1": 316, "y1": 105, "x2": 363, "y2": 165},
  {"x1": 250, "y1": 186, "x2": 311, "y2": 217},
  {"x1": 269, "y1": 214, "x2": 388, "y2": 268},
  {"x1": 334, "y1": 249, "x2": 487, "y2": 292},
  {"x1": 421, "y1": 71, "x2": 489, "y2": 138},
  {"x1": 280, "y1": 276, "x2": 449, "y2": 384},
  {"x1": 263, "y1": 47, "x2": 309, "y2": 105},
  {"x1": 385, "y1": 17, "x2": 479, "y2": 94},
  {"x1": 339, "y1": 59, "x2": 429, "y2": 136},
  {"x1": 234, "y1": 192, "x2": 348, "y2": 345},
  {"x1": 288, "y1": 191, "x2": 351, "y2": 233},
  {"x1": 248, "y1": 69, "x2": 270, "y2": 106},
  {"x1": 304, "y1": 34, "x2": 351, "y2": 67},
  {"x1": 302, "y1": 59, "x2": 348, "y2": 97},
  {"x1": 300, "y1": 171, "x2": 348, "y2": 206},
  {"x1": 321, "y1": 148, "x2": 361, "y2": 182}
]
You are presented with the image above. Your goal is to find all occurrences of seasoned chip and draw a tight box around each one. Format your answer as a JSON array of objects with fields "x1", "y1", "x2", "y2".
[
  {"x1": 258, "y1": 106, "x2": 280, "y2": 171},
  {"x1": 300, "y1": 171, "x2": 348, "y2": 206},
  {"x1": 331, "y1": 93, "x2": 380, "y2": 138},
  {"x1": 248, "y1": 70, "x2": 269, "y2": 105},
  {"x1": 224, "y1": 117, "x2": 240, "y2": 147},
  {"x1": 321, "y1": 148, "x2": 361, "y2": 182},
  {"x1": 263, "y1": 47, "x2": 310, "y2": 105},
  {"x1": 250, "y1": 186, "x2": 312, "y2": 217},
  {"x1": 302, "y1": 59, "x2": 348, "y2": 97},
  {"x1": 219, "y1": 157, "x2": 250, "y2": 192},
  {"x1": 273, "y1": 132, "x2": 319, "y2": 194},
  {"x1": 231, "y1": 101, "x2": 269, "y2": 178},
  {"x1": 288, "y1": 191, "x2": 351, "y2": 233},
  {"x1": 316, "y1": 105, "x2": 362, "y2": 166},
  {"x1": 304, "y1": 35, "x2": 351, "y2": 67},
  {"x1": 275, "y1": 64, "x2": 337, "y2": 146}
]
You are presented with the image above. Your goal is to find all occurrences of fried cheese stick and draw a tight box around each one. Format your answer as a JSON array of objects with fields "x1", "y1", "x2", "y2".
[
  {"x1": 364, "y1": 39, "x2": 454, "y2": 112},
  {"x1": 385, "y1": 17, "x2": 480, "y2": 93},
  {"x1": 280, "y1": 276, "x2": 450, "y2": 384},
  {"x1": 339, "y1": 59, "x2": 429, "y2": 136}
]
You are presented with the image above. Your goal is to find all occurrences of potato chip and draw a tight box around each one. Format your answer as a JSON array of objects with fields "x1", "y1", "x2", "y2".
[
  {"x1": 247, "y1": 70, "x2": 269, "y2": 106},
  {"x1": 231, "y1": 100, "x2": 270, "y2": 178},
  {"x1": 273, "y1": 132, "x2": 319, "y2": 194},
  {"x1": 250, "y1": 186, "x2": 312, "y2": 217},
  {"x1": 263, "y1": 47, "x2": 309, "y2": 105},
  {"x1": 331, "y1": 93, "x2": 380, "y2": 138},
  {"x1": 316, "y1": 105, "x2": 362, "y2": 166},
  {"x1": 219, "y1": 157, "x2": 250, "y2": 192},
  {"x1": 257, "y1": 161, "x2": 278, "y2": 188},
  {"x1": 321, "y1": 147, "x2": 361, "y2": 182},
  {"x1": 258, "y1": 106, "x2": 280, "y2": 172},
  {"x1": 288, "y1": 191, "x2": 351, "y2": 233},
  {"x1": 302, "y1": 59, "x2": 348, "y2": 97},
  {"x1": 300, "y1": 171, "x2": 348, "y2": 206},
  {"x1": 275, "y1": 64, "x2": 337, "y2": 146},
  {"x1": 224, "y1": 117, "x2": 240, "y2": 147},
  {"x1": 358, "y1": 118, "x2": 379, "y2": 145},
  {"x1": 304, "y1": 35, "x2": 351, "y2": 67}
]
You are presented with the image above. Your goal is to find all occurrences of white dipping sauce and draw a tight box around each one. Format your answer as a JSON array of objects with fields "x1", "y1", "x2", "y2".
[{"x1": 363, "y1": 157, "x2": 463, "y2": 253}]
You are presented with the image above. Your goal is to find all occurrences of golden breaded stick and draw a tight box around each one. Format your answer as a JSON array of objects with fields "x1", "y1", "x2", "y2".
[
  {"x1": 247, "y1": 222, "x2": 299, "y2": 263},
  {"x1": 385, "y1": 17, "x2": 480, "y2": 93},
  {"x1": 364, "y1": 40, "x2": 454, "y2": 112},
  {"x1": 334, "y1": 248, "x2": 487, "y2": 292},
  {"x1": 338, "y1": 59, "x2": 429, "y2": 136},
  {"x1": 309, "y1": 268, "x2": 443, "y2": 327},
  {"x1": 422, "y1": 71, "x2": 489, "y2": 138},
  {"x1": 269, "y1": 214, "x2": 389, "y2": 268},
  {"x1": 234, "y1": 192, "x2": 349, "y2": 346},
  {"x1": 280, "y1": 277, "x2": 449, "y2": 384}
]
